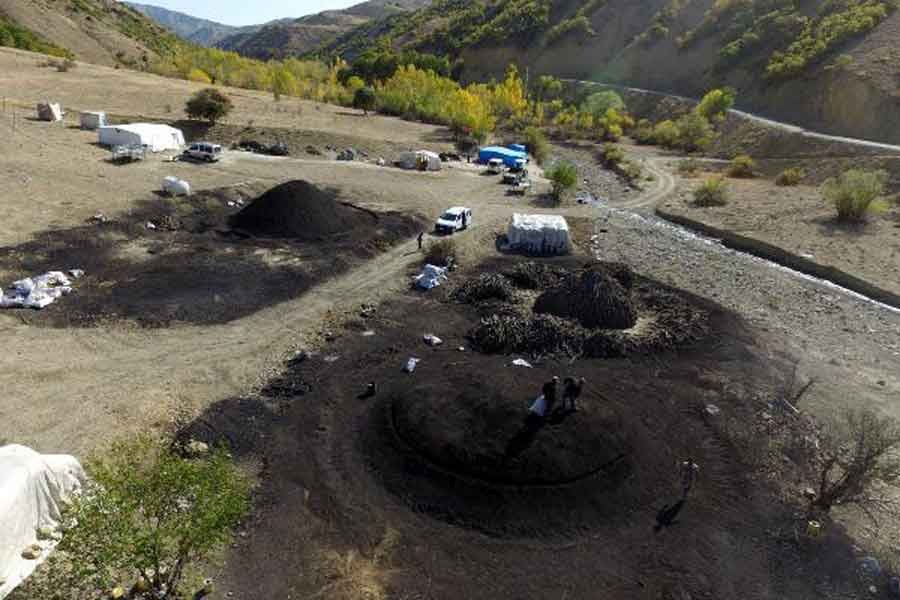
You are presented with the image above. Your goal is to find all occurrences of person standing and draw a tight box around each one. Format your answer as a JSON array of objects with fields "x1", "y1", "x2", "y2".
[
  {"x1": 542, "y1": 376, "x2": 560, "y2": 416},
  {"x1": 679, "y1": 457, "x2": 700, "y2": 499},
  {"x1": 562, "y1": 377, "x2": 585, "y2": 411},
  {"x1": 417, "y1": 232, "x2": 424, "y2": 250}
]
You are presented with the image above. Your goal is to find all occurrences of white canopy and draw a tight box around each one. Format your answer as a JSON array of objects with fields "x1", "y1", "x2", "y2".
[
  {"x1": 79, "y1": 111, "x2": 107, "y2": 130},
  {"x1": 398, "y1": 150, "x2": 442, "y2": 171},
  {"x1": 507, "y1": 213, "x2": 571, "y2": 255},
  {"x1": 0, "y1": 445, "x2": 85, "y2": 599},
  {"x1": 98, "y1": 123, "x2": 185, "y2": 152}
]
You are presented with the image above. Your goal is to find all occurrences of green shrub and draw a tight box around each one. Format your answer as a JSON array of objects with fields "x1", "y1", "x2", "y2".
[
  {"x1": 185, "y1": 87, "x2": 233, "y2": 124},
  {"x1": 693, "y1": 176, "x2": 729, "y2": 207},
  {"x1": 776, "y1": 167, "x2": 806, "y2": 186},
  {"x1": 581, "y1": 90, "x2": 625, "y2": 120},
  {"x1": 424, "y1": 238, "x2": 457, "y2": 267},
  {"x1": 599, "y1": 143, "x2": 625, "y2": 167},
  {"x1": 546, "y1": 161, "x2": 578, "y2": 202},
  {"x1": 523, "y1": 126, "x2": 549, "y2": 165},
  {"x1": 678, "y1": 158, "x2": 702, "y2": 177},
  {"x1": 727, "y1": 154, "x2": 756, "y2": 178},
  {"x1": 30, "y1": 435, "x2": 250, "y2": 599},
  {"x1": 822, "y1": 169, "x2": 888, "y2": 222},
  {"x1": 353, "y1": 86, "x2": 376, "y2": 114},
  {"x1": 696, "y1": 87, "x2": 736, "y2": 122},
  {"x1": 674, "y1": 112, "x2": 715, "y2": 152},
  {"x1": 632, "y1": 118, "x2": 656, "y2": 145},
  {"x1": 652, "y1": 120, "x2": 680, "y2": 148},
  {"x1": 620, "y1": 160, "x2": 643, "y2": 184}
]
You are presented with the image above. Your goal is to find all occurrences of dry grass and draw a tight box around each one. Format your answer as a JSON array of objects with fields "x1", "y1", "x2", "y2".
[{"x1": 313, "y1": 528, "x2": 402, "y2": 600}]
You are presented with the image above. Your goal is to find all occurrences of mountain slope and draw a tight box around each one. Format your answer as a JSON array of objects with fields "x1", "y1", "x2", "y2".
[
  {"x1": 124, "y1": 3, "x2": 291, "y2": 47},
  {"x1": 320, "y1": 0, "x2": 900, "y2": 144},
  {"x1": 217, "y1": 0, "x2": 431, "y2": 60},
  {"x1": 0, "y1": 0, "x2": 182, "y2": 65}
]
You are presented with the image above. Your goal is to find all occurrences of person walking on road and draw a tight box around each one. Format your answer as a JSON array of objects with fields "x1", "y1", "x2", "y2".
[
  {"x1": 417, "y1": 232, "x2": 424, "y2": 251},
  {"x1": 679, "y1": 457, "x2": 700, "y2": 499},
  {"x1": 562, "y1": 377, "x2": 585, "y2": 412}
]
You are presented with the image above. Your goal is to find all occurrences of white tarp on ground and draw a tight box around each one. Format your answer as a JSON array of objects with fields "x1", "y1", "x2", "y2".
[
  {"x1": 79, "y1": 111, "x2": 107, "y2": 130},
  {"x1": 507, "y1": 213, "x2": 571, "y2": 255},
  {"x1": 397, "y1": 150, "x2": 442, "y2": 171},
  {"x1": 98, "y1": 123, "x2": 185, "y2": 152},
  {"x1": 415, "y1": 264, "x2": 448, "y2": 290},
  {"x1": 0, "y1": 445, "x2": 86, "y2": 599},
  {"x1": 162, "y1": 176, "x2": 191, "y2": 196},
  {"x1": 35, "y1": 103, "x2": 62, "y2": 122},
  {"x1": 0, "y1": 270, "x2": 82, "y2": 309}
]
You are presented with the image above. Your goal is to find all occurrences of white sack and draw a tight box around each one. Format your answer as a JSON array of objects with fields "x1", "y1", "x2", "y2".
[{"x1": 507, "y1": 214, "x2": 571, "y2": 254}]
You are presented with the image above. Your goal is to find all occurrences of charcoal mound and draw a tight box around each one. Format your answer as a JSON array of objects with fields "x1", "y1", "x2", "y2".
[
  {"x1": 391, "y1": 379, "x2": 629, "y2": 486},
  {"x1": 229, "y1": 180, "x2": 375, "y2": 239},
  {"x1": 534, "y1": 266, "x2": 637, "y2": 330},
  {"x1": 454, "y1": 273, "x2": 516, "y2": 304}
]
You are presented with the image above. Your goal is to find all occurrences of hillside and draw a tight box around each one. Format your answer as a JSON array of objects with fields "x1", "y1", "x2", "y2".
[
  {"x1": 125, "y1": 2, "x2": 269, "y2": 47},
  {"x1": 320, "y1": 0, "x2": 900, "y2": 145},
  {"x1": 218, "y1": 0, "x2": 431, "y2": 60},
  {"x1": 0, "y1": 0, "x2": 181, "y2": 65}
]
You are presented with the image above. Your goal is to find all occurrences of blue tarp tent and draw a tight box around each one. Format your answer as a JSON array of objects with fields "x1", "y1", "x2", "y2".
[{"x1": 478, "y1": 146, "x2": 528, "y2": 168}]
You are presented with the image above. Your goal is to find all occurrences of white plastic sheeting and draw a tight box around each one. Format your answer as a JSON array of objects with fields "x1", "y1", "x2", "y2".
[
  {"x1": 506, "y1": 214, "x2": 571, "y2": 255},
  {"x1": 162, "y1": 176, "x2": 191, "y2": 196},
  {"x1": 0, "y1": 270, "x2": 82, "y2": 309},
  {"x1": 0, "y1": 445, "x2": 86, "y2": 599},
  {"x1": 415, "y1": 264, "x2": 448, "y2": 290},
  {"x1": 98, "y1": 124, "x2": 185, "y2": 152}
]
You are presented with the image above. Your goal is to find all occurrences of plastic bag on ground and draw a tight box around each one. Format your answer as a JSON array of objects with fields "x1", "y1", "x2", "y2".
[
  {"x1": 423, "y1": 334, "x2": 443, "y2": 346},
  {"x1": 511, "y1": 358, "x2": 533, "y2": 368},
  {"x1": 403, "y1": 358, "x2": 420, "y2": 373},
  {"x1": 415, "y1": 265, "x2": 448, "y2": 290}
]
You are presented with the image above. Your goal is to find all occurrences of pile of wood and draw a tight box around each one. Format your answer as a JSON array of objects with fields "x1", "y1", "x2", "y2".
[
  {"x1": 454, "y1": 273, "x2": 515, "y2": 304},
  {"x1": 471, "y1": 314, "x2": 584, "y2": 356},
  {"x1": 503, "y1": 262, "x2": 568, "y2": 290},
  {"x1": 534, "y1": 267, "x2": 637, "y2": 330}
]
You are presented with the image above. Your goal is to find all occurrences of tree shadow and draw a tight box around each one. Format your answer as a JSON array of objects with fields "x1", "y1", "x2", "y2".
[
  {"x1": 528, "y1": 194, "x2": 562, "y2": 208},
  {"x1": 811, "y1": 214, "x2": 872, "y2": 239}
]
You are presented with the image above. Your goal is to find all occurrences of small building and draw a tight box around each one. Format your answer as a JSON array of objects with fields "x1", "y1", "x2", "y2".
[
  {"x1": 79, "y1": 111, "x2": 107, "y2": 130},
  {"x1": 97, "y1": 123, "x2": 185, "y2": 152},
  {"x1": 507, "y1": 213, "x2": 571, "y2": 255},
  {"x1": 397, "y1": 150, "x2": 442, "y2": 171},
  {"x1": 478, "y1": 146, "x2": 528, "y2": 168},
  {"x1": 35, "y1": 102, "x2": 63, "y2": 122}
]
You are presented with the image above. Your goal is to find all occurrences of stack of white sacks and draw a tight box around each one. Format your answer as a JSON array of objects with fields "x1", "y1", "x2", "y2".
[{"x1": 0, "y1": 270, "x2": 83, "y2": 309}]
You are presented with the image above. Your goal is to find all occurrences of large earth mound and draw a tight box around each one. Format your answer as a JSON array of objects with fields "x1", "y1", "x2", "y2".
[
  {"x1": 229, "y1": 180, "x2": 375, "y2": 239},
  {"x1": 392, "y1": 379, "x2": 628, "y2": 486}
]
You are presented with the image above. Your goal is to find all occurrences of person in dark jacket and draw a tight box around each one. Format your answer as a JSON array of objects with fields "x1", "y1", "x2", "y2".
[
  {"x1": 542, "y1": 376, "x2": 560, "y2": 415},
  {"x1": 562, "y1": 377, "x2": 586, "y2": 411},
  {"x1": 417, "y1": 232, "x2": 424, "y2": 250}
]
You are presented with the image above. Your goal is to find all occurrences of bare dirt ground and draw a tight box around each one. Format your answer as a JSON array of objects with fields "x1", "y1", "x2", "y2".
[{"x1": 658, "y1": 162, "x2": 900, "y2": 299}]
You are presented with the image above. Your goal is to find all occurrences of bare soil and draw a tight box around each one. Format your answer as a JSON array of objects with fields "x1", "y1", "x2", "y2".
[
  {"x1": 659, "y1": 166, "x2": 900, "y2": 298},
  {"x1": 174, "y1": 253, "x2": 872, "y2": 600}
]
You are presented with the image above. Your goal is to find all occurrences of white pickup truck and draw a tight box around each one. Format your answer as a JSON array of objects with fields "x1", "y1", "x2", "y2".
[{"x1": 434, "y1": 207, "x2": 473, "y2": 234}]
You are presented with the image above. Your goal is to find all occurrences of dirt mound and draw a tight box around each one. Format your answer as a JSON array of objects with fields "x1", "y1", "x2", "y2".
[
  {"x1": 392, "y1": 380, "x2": 629, "y2": 486},
  {"x1": 534, "y1": 267, "x2": 637, "y2": 330},
  {"x1": 229, "y1": 180, "x2": 375, "y2": 239}
]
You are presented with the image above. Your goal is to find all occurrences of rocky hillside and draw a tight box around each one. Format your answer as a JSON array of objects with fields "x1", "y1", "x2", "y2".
[
  {"x1": 218, "y1": 0, "x2": 432, "y2": 60},
  {"x1": 0, "y1": 0, "x2": 181, "y2": 65},
  {"x1": 321, "y1": 0, "x2": 900, "y2": 144},
  {"x1": 125, "y1": 2, "x2": 276, "y2": 47}
]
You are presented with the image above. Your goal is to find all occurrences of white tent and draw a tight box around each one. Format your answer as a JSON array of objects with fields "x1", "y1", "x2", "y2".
[
  {"x1": 507, "y1": 213, "x2": 571, "y2": 255},
  {"x1": 97, "y1": 123, "x2": 185, "y2": 152},
  {"x1": 397, "y1": 150, "x2": 442, "y2": 171},
  {"x1": 79, "y1": 111, "x2": 107, "y2": 130},
  {"x1": 0, "y1": 445, "x2": 85, "y2": 599}
]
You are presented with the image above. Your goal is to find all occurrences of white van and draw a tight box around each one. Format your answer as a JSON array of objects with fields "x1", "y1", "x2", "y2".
[
  {"x1": 435, "y1": 207, "x2": 473, "y2": 234},
  {"x1": 184, "y1": 142, "x2": 223, "y2": 162}
]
